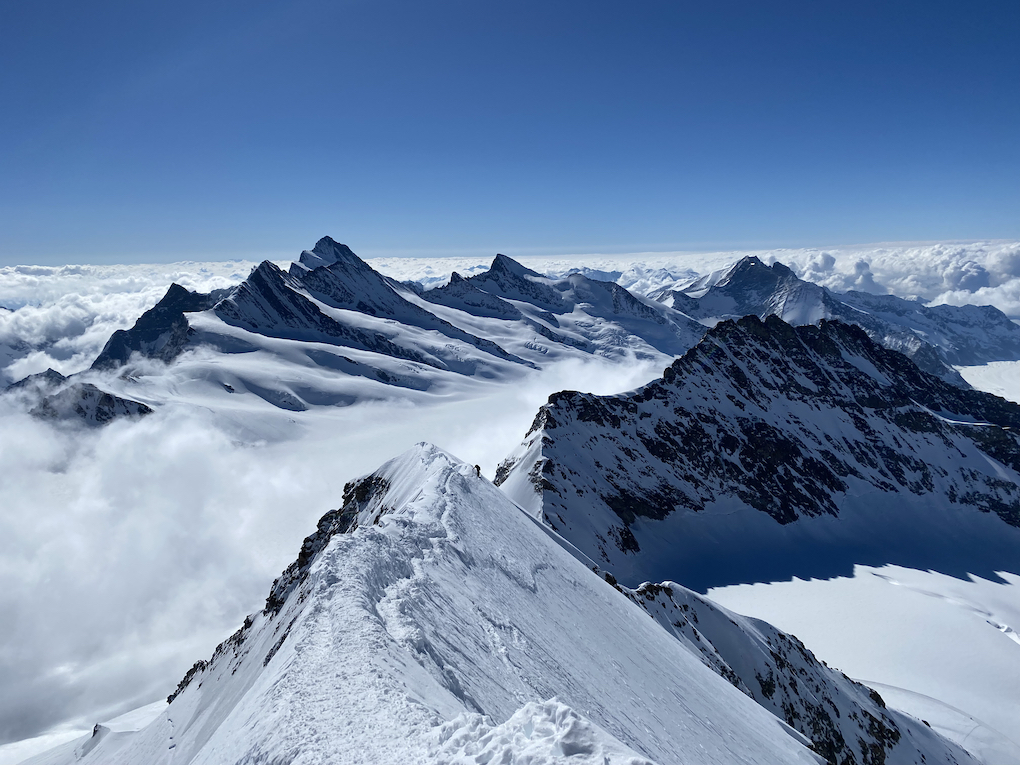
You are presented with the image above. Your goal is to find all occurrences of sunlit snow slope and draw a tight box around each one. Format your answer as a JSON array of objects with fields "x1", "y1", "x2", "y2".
[{"x1": 29, "y1": 444, "x2": 846, "y2": 765}]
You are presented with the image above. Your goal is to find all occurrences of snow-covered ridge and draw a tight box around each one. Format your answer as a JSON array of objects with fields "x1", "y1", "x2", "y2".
[
  {"x1": 43, "y1": 444, "x2": 837, "y2": 765},
  {"x1": 34, "y1": 443, "x2": 975, "y2": 765},
  {"x1": 497, "y1": 315, "x2": 1020, "y2": 588}
]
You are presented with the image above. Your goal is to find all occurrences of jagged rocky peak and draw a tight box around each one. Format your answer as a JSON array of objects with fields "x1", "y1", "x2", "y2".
[
  {"x1": 490, "y1": 252, "x2": 542, "y2": 278},
  {"x1": 92, "y1": 282, "x2": 227, "y2": 370},
  {"x1": 667, "y1": 253, "x2": 1020, "y2": 383},
  {"x1": 497, "y1": 314, "x2": 1020, "y2": 586},
  {"x1": 5, "y1": 367, "x2": 68, "y2": 392},
  {"x1": 720, "y1": 254, "x2": 791, "y2": 284},
  {"x1": 31, "y1": 383, "x2": 153, "y2": 426},
  {"x1": 296, "y1": 236, "x2": 364, "y2": 271},
  {"x1": 5, "y1": 364, "x2": 151, "y2": 427}
]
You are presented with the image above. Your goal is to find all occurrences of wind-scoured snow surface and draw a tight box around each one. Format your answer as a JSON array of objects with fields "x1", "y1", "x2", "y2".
[
  {"x1": 27, "y1": 445, "x2": 832, "y2": 765},
  {"x1": 709, "y1": 566, "x2": 1020, "y2": 764},
  {"x1": 619, "y1": 580, "x2": 977, "y2": 765}
]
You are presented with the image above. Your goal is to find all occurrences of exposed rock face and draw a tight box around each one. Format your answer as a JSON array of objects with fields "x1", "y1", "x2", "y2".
[
  {"x1": 497, "y1": 316, "x2": 1020, "y2": 584},
  {"x1": 215, "y1": 260, "x2": 441, "y2": 367},
  {"x1": 5, "y1": 367, "x2": 68, "y2": 392},
  {"x1": 92, "y1": 283, "x2": 228, "y2": 370},
  {"x1": 5, "y1": 367, "x2": 152, "y2": 425},
  {"x1": 30, "y1": 382, "x2": 152, "y2": 425},
  {"x1": 653, "y1": 256, "x2": 1020, "y2": 384},
  {"x1": 622, "y1": 580, "x2": 969, "y2": 765}
]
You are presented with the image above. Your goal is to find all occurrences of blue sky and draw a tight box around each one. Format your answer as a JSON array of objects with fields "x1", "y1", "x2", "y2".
[{"x1": 1, "y1": 0, "x2": 1017, "y2": 264}]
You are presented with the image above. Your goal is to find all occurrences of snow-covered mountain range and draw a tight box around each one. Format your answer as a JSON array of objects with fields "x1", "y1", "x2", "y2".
[
  {"x1": 26, "y1": 445, "x2": 975, "y2": 765},
  {"x1": 4, "y1": 238, "x2": 1020, "y2": 765},
  {"x1": 7, "y1": 238, "x2": 1020, "y2": 426},
  {"x1": 650, "y1": 256, "x2": 1020, "y2": 385},
  {"x1": 3, "y1": 238, "x2": 705, "y2": 421}
]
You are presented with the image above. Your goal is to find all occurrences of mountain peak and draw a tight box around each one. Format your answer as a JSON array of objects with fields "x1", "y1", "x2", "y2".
[
  {"x1": 298, "y1": 237, "x2": 363, "y2": 270},
  {"x1": 498, "y1": 313, "x2": 1020, "y2": 586},
  {"x1": 717, "y1": 256, "x2": 793, "y2": 288},
  {"x1": 490, "y1": 253, "x2": 541, "y2": 278}
]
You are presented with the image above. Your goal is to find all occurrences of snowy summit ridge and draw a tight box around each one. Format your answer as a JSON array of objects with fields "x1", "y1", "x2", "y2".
[{"x1": 37, "y1": 443, "x2": 972, "y2": 765}]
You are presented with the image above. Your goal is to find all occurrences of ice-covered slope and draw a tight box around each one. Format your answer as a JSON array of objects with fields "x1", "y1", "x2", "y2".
[
  {"x1": 652, "y1": 257, "x2": 1020, "y2": 384},
  {"x1": 496, "y1": 315, "x2": 1020, "y2": 588},
  {"x1": 31, "y1": 444, "x2": 973, "y2": 765},
  {"x1": 460, "y1": 253, "x2": 706, "y2": 358}
]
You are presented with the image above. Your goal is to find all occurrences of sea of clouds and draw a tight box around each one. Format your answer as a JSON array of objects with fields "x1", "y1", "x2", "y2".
[
  {"x1": 2, "y1": 239, "x2": 1019, "y2": 750},
  {"x1": 0, "y1": 354, "x2": 662, "y2": 747}
]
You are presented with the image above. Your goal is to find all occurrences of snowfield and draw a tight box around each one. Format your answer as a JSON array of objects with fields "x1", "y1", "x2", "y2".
[{"x1": 709, "y1": 566, "x2": 1020, "y2": 764}]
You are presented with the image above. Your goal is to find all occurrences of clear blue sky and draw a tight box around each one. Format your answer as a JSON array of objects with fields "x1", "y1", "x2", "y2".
[{"x1": 1, "y1": 0, "x2": 1018, "y2": 264}]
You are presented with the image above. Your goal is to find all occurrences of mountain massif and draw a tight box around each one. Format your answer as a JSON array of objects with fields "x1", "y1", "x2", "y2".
[
  {"x1": 497, "y1": 315, "x2": 1020, "y2": 588},
  {"x1": 651, "y1": 256, "x2": 1020, "y2": 385}
]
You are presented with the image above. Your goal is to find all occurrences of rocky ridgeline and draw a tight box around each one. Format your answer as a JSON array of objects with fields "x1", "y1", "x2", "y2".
[{"x1": 617, "y1": 579, "x2": 975, "y2": 765}]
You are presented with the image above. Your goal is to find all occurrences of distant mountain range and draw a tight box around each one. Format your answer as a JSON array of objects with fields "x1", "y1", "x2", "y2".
[
  {"x1": 650, "y1": 256, "x2": 1020, "y2": 385},
  {"x1": 7, "y1": 238, "x2": 1020, "y2": 424}
]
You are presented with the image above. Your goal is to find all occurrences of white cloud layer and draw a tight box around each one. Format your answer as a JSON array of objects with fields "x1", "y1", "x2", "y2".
[{"x1": 0, "y1": 352, "x2": 663, "y2": 744}]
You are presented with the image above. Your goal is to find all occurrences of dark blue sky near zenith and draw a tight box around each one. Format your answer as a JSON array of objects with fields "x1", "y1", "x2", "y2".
[{"x1": 0, "y1": 0, "x2": 1017, "y2": 264}]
